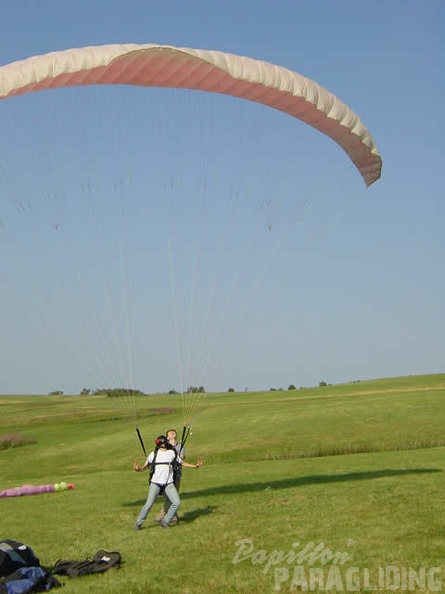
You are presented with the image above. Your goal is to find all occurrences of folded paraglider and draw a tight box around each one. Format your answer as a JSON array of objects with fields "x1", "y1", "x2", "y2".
[{"x1": 0, "y1": 482, "x2": 75, "y2": 498}]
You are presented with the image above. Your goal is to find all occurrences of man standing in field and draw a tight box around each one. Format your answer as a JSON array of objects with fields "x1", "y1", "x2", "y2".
[
  {"x1": 156, "y1": 428, "x2": 186, "y2": 525},
  {"x1": 134, "y1": 434, "x2": 202, "y2": 529}
]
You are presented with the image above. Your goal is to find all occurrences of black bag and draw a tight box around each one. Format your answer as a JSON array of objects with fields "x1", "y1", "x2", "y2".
[
  {"x1": 0, "y1": 542, "x2": 40, "y2": 578},
  {"x1": 53, "y1": 550, "x2": 121, "y2": 578}
]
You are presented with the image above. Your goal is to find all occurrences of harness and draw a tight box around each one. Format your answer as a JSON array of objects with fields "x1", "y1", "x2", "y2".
[{"x1": 149, "y1": 447, "x2": 179, "y2": 492}]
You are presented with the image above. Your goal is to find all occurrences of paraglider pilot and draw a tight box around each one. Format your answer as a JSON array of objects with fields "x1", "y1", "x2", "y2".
[{"x1": 133, "y1": 435, "x2": 202, "y2": 529}]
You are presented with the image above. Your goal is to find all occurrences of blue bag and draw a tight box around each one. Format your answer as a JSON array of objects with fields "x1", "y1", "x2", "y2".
[{"x1": 0, "y1": 566, "x2": 59, "y2": 594}]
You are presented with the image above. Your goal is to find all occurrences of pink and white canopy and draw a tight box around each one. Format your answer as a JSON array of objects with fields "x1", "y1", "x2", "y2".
[{"x1": 0, "y1": 43, "x2": 382, "y2": 186}]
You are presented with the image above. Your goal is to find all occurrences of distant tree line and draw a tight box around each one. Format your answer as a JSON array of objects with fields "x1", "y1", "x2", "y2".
[
  {"x1": 186, "y1": 386, "x2": 206, "y2": 394},
  {"x1": 90, "y1": 388, "x2": 147, "y2": 397},
  {"x1": 49, "y1": 380, "x2": 342, "y2": 397}
]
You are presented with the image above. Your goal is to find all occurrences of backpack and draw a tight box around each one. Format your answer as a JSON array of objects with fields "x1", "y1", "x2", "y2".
[
  {"x1": 0, "y1": 542, "x2": 40, "y2": 578},
  {"x1": 0, "y1": 567, "x2": 60, "y2": 594},
  {"x1": 53, "y1": 550, "x2": 121, "y2": 578}
]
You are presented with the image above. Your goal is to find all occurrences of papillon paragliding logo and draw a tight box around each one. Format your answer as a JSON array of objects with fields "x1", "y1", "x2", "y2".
[{"x1": 0, "y1": 43, "x2": 381, "y2": 453}]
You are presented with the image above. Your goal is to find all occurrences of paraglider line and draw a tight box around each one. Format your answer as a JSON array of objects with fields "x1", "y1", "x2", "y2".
[
  {"x1": 136, "y1": 427, "x2": 147, "y2": 458},
  {"x1": 179, "y1": 424, "x2": 191, "y2": 456}
]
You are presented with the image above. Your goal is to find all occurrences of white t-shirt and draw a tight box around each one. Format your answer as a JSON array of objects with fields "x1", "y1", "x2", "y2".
[{"x1": 147, "y1": 449, "x2": 182, "y2": 485}]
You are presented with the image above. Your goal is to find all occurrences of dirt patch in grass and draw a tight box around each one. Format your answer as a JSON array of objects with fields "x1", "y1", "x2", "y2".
[{"x1": 0, "y1": 433, "x2": 37, "y2": 450}]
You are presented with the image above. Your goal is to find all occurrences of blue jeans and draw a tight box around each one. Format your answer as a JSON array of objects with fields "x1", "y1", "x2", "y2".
[
  {"x1": 164, "y1": 475, "x2": 181, "y2": 513},
  {"x1": 137, "y1": 482, "x2": 180, "y2": 527}
]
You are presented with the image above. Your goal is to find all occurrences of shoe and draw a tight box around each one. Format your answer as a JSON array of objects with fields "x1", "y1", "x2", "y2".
[
  {"x1": 134, "y1": 523, "x2": 142, "y2": 530},
  {"x1": 159, "y1": 521, "x2": 169, "y2": 528}
]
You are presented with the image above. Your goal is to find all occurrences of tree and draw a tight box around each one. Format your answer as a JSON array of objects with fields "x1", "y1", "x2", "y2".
[
  {"x1": 186, "y1": 386, "x2": 205, "y2": 394},
  {"x1": 228, "y1": 388, "x2": 235, "y2": 393},
  {"x1": 80, "y1": 388, "x2": 91, "y2": 395},
  {"x1": 319, "y1": 381, "x2": 327, "y2": 387},
  {"x1": 288, "y1": 384, "x2": 296, "y2": 390},
  {"x1": 94, "y1": 388, "x2": 147, "y2": 397}
]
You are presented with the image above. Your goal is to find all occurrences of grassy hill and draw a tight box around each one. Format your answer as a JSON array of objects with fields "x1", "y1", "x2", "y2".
[{"x1": 1, "y1": 374, "x2": 444, "y2": 593}]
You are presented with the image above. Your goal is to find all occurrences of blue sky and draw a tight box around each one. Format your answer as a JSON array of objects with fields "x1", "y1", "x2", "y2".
[{"x1": 0, "y1": 1, "x2": 443, "y2": 395}]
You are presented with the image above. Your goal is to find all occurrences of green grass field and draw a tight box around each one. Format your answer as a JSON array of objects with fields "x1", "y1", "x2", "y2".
[{"x1": 1, "y1": 374, "x2": 444, "y2": 593}]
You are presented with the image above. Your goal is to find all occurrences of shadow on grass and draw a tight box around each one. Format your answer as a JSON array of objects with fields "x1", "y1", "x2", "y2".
[
  {"x1": 125, "y1": 467, "x2": 440, "y2": 507},
  {"x1": 179, "y1": 505, "x2": 217, "y2": 523}
]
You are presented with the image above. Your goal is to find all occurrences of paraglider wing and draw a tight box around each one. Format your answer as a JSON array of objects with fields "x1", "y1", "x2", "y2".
[
  {"x1": 0, "y1": 482, "x2": 74, "y2": 497},
  {"x1": 0, "y1": 43, "x2": 381, "y2": 186}
]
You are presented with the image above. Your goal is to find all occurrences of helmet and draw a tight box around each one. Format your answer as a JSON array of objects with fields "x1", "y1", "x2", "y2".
[{"x1": 155, "y1": 435, "x2": 169, "y2": 448}]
